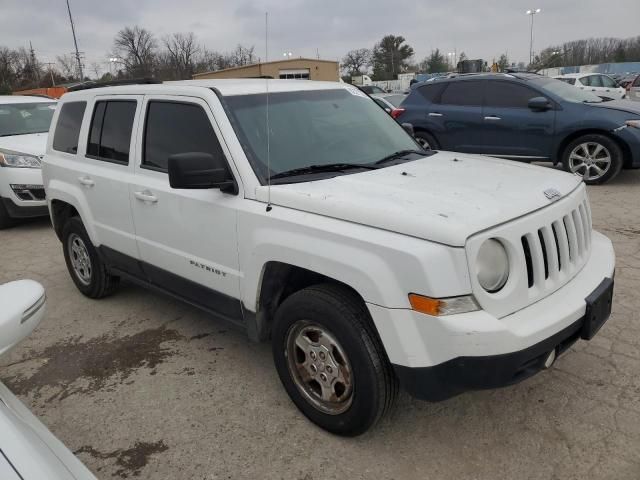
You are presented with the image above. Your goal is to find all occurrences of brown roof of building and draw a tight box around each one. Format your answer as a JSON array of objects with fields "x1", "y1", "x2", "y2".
[{"x1": 193, "y1": 57, "x2": 338, "y2": 77}]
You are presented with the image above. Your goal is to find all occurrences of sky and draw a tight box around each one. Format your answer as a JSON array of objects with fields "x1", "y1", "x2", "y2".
[{"x1": 2, "y1": 0, "x2": 639, "y2": 75}]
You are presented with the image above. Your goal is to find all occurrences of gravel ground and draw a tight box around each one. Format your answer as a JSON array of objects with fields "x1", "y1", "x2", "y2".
[{"x1": 1, "y1": 167, "x2": 639, "y2": 480}]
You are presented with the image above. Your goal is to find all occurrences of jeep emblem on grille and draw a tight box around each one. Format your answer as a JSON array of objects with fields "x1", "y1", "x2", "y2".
[{"x1": 544, "y1": 188, "x2": 562, "y2": 202}]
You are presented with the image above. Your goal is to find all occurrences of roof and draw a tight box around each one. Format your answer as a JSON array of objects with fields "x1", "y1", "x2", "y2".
[
  {"x1": 0, "y1": 95, "x2": 57, "y2": 104},
  {"x1": 193, "y1": 57, "x2": 339, "y2": 78},
  {"x1": 57, "y1": 78, "x2": 348, "y2": 101}
]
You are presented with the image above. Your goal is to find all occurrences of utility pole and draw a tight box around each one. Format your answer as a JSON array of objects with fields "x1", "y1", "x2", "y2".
[
  {"x1": 44, "y1": 62, "x2": 56, "y2": 86},
  {"x1": 66, "y1": 0, "x2": 84, "y2": 80},
  {"x1": 526, "y1": 8, "x2": 541, "y2": 66},
  {"x1": 29, "y1": 41, "x2": 40, "y2": 82}
]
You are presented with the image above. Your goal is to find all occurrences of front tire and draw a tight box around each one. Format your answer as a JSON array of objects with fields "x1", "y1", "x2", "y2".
[
  {"x1": 414, "y1": 131, "x2": 439, "y2": 151},
  {"x1": 561, "y1": 134, "x2": 623, "y2": 185},
  {"x1": 272, "y1": 284, "x2": 397, "y2": 436},
  {"x1": 62, "y1": 217, "x2": 119, "y2": 298}
]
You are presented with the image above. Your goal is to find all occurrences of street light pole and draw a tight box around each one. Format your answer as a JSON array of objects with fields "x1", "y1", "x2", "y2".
[{"x1": 526, "y1": 8, "x2": 541, "y2": 66}]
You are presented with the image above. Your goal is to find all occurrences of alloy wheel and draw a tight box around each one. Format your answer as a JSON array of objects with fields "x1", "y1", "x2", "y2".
[{"x1": 568, "y1": 142, "x2": 612, "y2": 182}]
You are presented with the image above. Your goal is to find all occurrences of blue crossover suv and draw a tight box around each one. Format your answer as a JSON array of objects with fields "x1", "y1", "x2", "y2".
[{"x1": 398, "y1": 73, "x2": 640, "y2": 184}]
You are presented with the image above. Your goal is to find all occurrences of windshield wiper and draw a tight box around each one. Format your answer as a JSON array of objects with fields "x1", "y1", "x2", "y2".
[
  {"x1": 270, "y1": 162, "x2": 379, "y2": 180},
  {"x1": 374, "y1": 149, "x2": 426, "y2": 165}
]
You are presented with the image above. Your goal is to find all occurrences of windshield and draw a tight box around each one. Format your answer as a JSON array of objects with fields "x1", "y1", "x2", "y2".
[
  {"x1": 531, "y1": 77, "x2": 604, "y2": 103},
  {"x1": 225, "y1": 88, "x2": 419, "y2": 183},
  {"x1": 0, "y1": 102, "x2": 56, "y2": 136}
]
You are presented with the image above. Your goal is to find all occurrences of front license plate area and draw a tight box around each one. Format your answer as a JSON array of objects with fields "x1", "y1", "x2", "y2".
[{"x1": 582, "y1": 277, "x2": 614, "y2": 340}]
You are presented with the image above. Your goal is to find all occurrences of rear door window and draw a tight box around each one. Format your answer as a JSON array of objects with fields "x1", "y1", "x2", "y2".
[
  {"x1": 52, "y1": 102, "x2": 86, "y2": 154},
  {"x1": 439, "y1": 81, "x2": 484, "y2": 106},
  {"x1": 143, "y1": 101, "x2": 225, "y2": 172},
  {"x1": 484, "y1": 81, "x2": 539, "y2": 108},
  {"x1": 418, "y1": 83, "x2": 447, "y2": 103},
  {"x1": 87, "y1": 100, "x2": 137, "y2": 164}
]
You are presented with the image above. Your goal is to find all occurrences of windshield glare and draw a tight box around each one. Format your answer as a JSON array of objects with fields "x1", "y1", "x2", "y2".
[
  {"x1": 532, "y1": 77, "x2": 604, "y2": 103},
  {"x1": 0, "y1": 102, "x2": 56, "y2": 136},
  {"x1": 225, "y1": 89, "x2": 418, "y2": 182}
]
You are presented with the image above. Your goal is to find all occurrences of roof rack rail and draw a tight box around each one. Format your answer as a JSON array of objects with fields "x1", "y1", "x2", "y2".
[{"x1": 67, "y1": 78, "x2": 161, "y2": 92}]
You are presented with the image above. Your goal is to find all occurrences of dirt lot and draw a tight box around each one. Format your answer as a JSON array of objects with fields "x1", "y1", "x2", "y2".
[{"x1": 1, "y1": 168, "x2": 639, "y2": 480}]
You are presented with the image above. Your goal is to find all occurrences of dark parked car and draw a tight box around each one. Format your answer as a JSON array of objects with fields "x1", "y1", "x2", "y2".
[{"x1": 398, "y1": 73, "x2": 640, "y2": 184}]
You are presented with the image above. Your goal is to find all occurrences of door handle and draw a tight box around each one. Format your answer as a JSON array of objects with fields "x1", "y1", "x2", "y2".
[
  {"x1": 484, "y1": 116, "x2": 501, "y2": 121},
  {"x1": 134, "y1": 190, "x2": 158, "y2": 203},
  {"x1": 78, "y1": 176, "x2": 95, "y2": 187},
  {"x1": 428, "y1": 112, "x2": 443, "y2": 117}
]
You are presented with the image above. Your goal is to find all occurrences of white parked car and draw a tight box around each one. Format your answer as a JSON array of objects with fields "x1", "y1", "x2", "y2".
[
  {"x1": 554, "y1": 73, "x2": 626, "y2": 100},
  {"x1": 0, "y1": 96, "x2": 56, "y2": 228},
  {"x1": 0, "y1": 280, "x2": 97, "y2": 479},
  {"x1": 42, "y1": 79, "x2": 615, "y2": 435}
]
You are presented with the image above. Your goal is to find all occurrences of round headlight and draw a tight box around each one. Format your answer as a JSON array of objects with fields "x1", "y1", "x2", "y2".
[{"x1": 476, "y1": 239, "x2": 509, "y2": 293}]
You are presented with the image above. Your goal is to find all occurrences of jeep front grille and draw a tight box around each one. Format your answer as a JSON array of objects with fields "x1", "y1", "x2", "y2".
[
  {"x1": 520, "y1": 199, "x2": 592, "y2": 290},
  {"x1": 466, "y1": 185, "x2": 592, "y2": 319}
]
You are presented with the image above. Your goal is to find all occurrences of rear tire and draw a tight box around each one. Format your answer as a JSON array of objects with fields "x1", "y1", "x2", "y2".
[
  {"x1": 561, "y1": 134, "x2": 623, "y2": 185},
  {"x1": 414, "y1": 131, "x2": 439, "y2": 151},
  {"x1": 272, "y1": 283, "x2": 397, "y2": 436},
  {"x1": 0, "y1": 201, "x2": 16, "y2": 229},
  {"x1": 62, "y1": 217, "x2": 119, "y2": 298}
]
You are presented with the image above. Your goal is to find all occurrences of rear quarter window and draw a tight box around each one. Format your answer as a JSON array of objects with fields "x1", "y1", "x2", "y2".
[{"x1": 52, "y1": 101, "x2": 86, "y2": 154}]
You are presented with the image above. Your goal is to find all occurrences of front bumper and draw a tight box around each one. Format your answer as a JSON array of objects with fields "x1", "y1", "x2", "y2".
[
  {"x1": 1, "y1": 197, "x2": 49, "y2": 218},
  {"x1": 367, "y1": 230, "x2": 615, "y2": 400},
  {"x1": 615, "y1": 125, "x2": 640, "y2": 168},
  {"x1": 0, "y1": 167, "x2": 47, "y2": 216},
  {"x1": 395, "y1": 278, "x2": 613, "y2": 401}
]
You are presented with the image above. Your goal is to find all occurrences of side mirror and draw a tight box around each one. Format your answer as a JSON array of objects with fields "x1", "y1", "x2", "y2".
[
  {"x1": 168, "y1": 152, "x2": 238, "y2": 194},
  {"x1": 0, "y1": 280, "x2": 46, "y2": 357},
  {"x1": 528, "y1": 96, "x2": 552, "y2": 111},
  {"x1": 401, "y1": 122, "x2": 415, "y2": 137}
]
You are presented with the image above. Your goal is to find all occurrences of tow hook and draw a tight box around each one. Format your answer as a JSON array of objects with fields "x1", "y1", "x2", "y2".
[{"x1": 543, "y1": 349, "x2": 557, "y2": 369}]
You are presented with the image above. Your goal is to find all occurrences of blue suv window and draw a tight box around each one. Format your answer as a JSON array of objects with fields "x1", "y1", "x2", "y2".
[
  {"x1": 418, "y1": 83, "x2": 446, "y2": 103},
  {"x1": 485, "y1": 82, "x2": 539, "y2": 108},
  {"x1": 439, "y1": 81, "x2": 483, "y2": 106}
]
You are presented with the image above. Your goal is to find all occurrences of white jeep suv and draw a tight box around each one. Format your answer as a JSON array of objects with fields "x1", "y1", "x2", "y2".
[
  {"x1": 0, "y1": 96, "x2": 56, "y2": 228},
  {"x1": 42, "y1": 80, "x2": 615, "y2": 435}
]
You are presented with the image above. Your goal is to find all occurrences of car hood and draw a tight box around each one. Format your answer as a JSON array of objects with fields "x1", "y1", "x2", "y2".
[
  {"x1": 588, "y1": 99, "x2": 640, "y2": 116},
  {"x1": 255, "y1": 152, "x2": 582, "y2": 246},
  {"x1": 0, "y1": 133, "x2": 48, "y2": 157}
]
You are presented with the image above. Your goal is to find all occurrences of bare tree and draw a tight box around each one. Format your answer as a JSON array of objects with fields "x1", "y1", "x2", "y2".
[
  {"x1": 113, "y1": 25, "x2": 157, "y2": 77},
  {"x1": 163, "y1": 32, "x2": 200, "y2": 80},
  {"x1": 90, "y1": 62, "x2": 102, "y2": 79},
  {"x1": 230, "y1": 44, "x2": 255, "y2": 67},
  {"x1": 341, "y1": 48, "x2": 371, "y2": 76},
  {"x1": 57, "y1": 54, "x2": 77, "y2": 80}
]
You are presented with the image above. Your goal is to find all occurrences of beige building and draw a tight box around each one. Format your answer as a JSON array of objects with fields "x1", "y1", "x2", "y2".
[{"x1": 193, "y1": 58, "x2": 339, "y2": 82}]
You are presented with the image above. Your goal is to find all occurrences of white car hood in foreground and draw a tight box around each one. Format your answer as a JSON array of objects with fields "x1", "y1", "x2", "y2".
[
  {"x1": 0, "y1": 133, "x2": 48, "y2": 157},
  {"x1": 256, "y1": 152, "x2": 582, "y2": 247}
]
